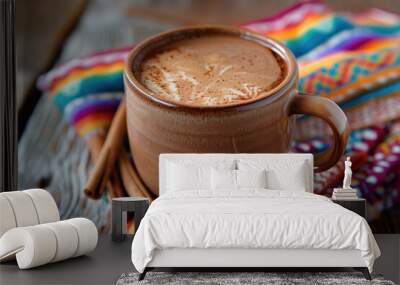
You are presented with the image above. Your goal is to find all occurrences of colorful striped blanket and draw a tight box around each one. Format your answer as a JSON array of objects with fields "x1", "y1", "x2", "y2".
[{"x1": 37, "y1": 0, "x2": 400, "y2": 230}]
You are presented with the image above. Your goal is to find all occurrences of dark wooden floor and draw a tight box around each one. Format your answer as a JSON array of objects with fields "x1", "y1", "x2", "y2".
[
  {"x1": 0, "y1": 236, "x2": 134, "y2": 285},
  {"x1": 0, "y1": 235, "x2": 398, "y2": 284}
]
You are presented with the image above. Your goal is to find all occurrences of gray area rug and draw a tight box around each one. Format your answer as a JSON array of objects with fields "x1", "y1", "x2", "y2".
[{"x1": 116, "y1": 272, "x2": 395, "y2": 285}]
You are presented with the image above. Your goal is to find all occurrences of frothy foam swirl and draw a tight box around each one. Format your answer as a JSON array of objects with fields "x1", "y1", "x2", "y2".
[{"x1": 140, "y1": 35, "x2": 285, "y2": 106}]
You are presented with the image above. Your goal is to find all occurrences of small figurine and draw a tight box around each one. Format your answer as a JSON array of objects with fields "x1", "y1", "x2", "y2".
[{"x1": 343, "y1": 156, "x2": 352, "y2": 189}]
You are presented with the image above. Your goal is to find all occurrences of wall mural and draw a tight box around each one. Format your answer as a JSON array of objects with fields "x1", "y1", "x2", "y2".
[{"x1": 18, "y1": 1, "x2": 400, "y2": 233}]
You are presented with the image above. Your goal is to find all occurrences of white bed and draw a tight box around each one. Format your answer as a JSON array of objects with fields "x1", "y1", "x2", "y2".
[{"x1": 131, "y1": 154, "x2": 380, "y2": 280}]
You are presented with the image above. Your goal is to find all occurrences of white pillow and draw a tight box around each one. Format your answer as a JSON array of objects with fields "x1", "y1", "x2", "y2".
[
  {"x1": 236, "y1": 169, "x2": 267, "y2": 188},
  {"x1": 237, "y1": 159, "x2": 309, "y2": 191},
  {"x1": 167, "y1": 162, "x2": 211, "y2": 191},
  {"x1": 266, "y1": 166, "x2": 307, "y2": 191},
  {"x1": 211, "y1": 169, "x2": 268, "y2": 190},
  {"x1": 211, "y1": 168, "x2": 236, "y2": 190}
]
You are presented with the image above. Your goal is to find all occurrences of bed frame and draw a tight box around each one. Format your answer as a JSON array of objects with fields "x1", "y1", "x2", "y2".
[
  {"x1": 140, "y1": 248, "x2": 370, "y2": 280},
  {"x1": 138, "y1": 154, "x2": 371, "y2": 281}
]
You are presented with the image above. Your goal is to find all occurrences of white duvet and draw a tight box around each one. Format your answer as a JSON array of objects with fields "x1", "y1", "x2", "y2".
[{"x1": 131, "y1": 190, "x2": 380, "y2": 273}]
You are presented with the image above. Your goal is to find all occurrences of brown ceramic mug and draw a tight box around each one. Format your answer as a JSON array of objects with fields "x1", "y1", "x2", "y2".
[{"x1": 124, "y1": 26, "x2": 349, "y2": 195}]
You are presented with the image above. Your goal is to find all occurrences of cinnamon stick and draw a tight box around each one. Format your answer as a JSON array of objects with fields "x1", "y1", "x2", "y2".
[
  {"x1": 128, "y1": 160, "x2": 154, "y2": 202},
  {"x1": 86, "y1": 134, "x2": 124, "y2": 199},
  {"x1": 119, "y1": 151, "x2": 144, "y2": 197},
  {"x1": 107, "y1": 170, "x2": 126, "y2": 199},
  {"x1": 119, "y1": 150, "x2": 154, "y2": 201},
  {"x1": 84, "y1": 100, "x2": 127, "y2": 199}
]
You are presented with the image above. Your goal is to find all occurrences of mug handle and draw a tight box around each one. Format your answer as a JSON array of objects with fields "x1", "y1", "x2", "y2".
[{"x1": 288, "y1": 92, "x2": 350, "y2": 172}]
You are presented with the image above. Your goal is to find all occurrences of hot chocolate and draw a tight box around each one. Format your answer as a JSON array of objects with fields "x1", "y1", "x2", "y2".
[
  {"x1": 139, "y1": 35, "x2": 286, "y2": 106},
  {"x1": 125, "y1": 26, "x2": 349, "y2": 195}
]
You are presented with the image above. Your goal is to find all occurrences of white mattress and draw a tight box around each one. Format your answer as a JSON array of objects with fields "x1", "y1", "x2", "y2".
[{"x1": 131, "y1": 190, "x2": 380, "y2": 273}]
